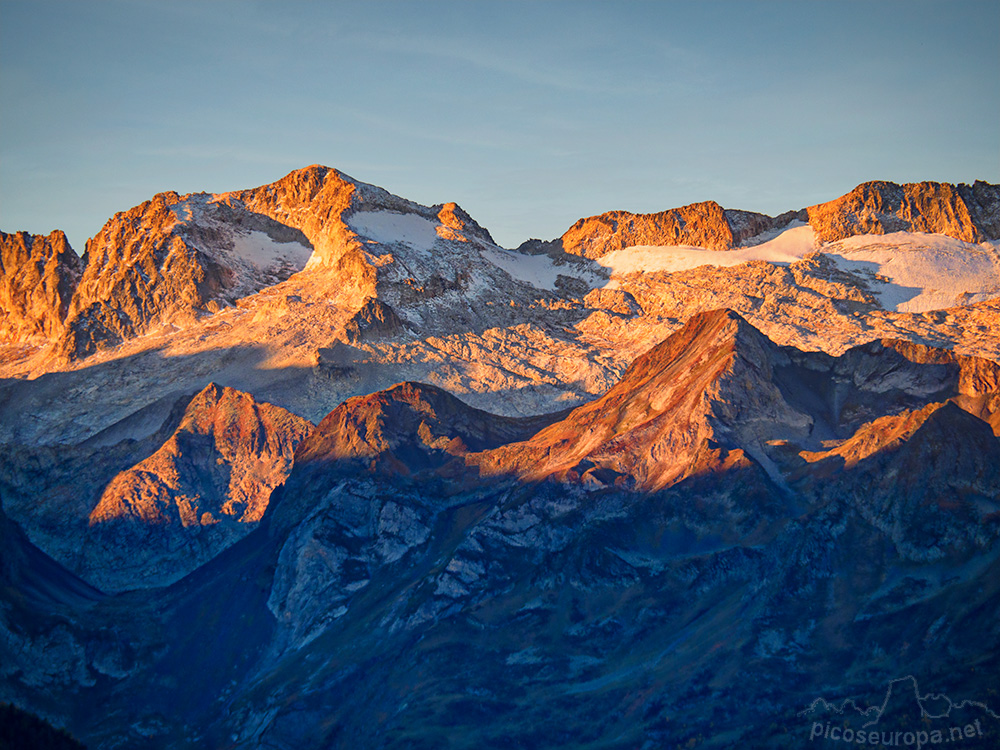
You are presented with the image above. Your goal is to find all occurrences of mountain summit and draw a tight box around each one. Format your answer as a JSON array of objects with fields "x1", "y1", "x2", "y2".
[
  {"x1": 2, "y1": 169, "x2": 1000, "y2": 747},
  {"x1": 470, "y1": 309, "x2": 800, "y2": 491},
  {"x1": 525, "y1": 179, "x2": 1000, "y2": 259}
]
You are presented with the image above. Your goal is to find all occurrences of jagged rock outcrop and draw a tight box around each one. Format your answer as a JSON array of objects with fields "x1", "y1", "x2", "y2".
[
  {"x1": 58, "y1": 192, "x2": 314, "y2": 358},
  {"x1": 82, "y1": 383, "x2": 313, "y2": 591},
  {"x1": 434, "y1": 201, "x2": 496, "y2": 244},
  {"x1": 228, "y1": 165, "x2": 375, "y2": 288},
  {"x1": 229, "y1": 166, "x2": 499, "y2": 302},
  {"x1": 807, "y1": 180, "x2": 1000, "y2": 243},
  {"x1": 342, "y1": 297, "x2": 407, "y2": 344},
  {"x1": 549, "y1": 201, "x2": 785, "y2": 258},
  {"x1": 0, "y1": 230, "x2": 82, "y2": 343},
  {"x1": 956, "y1": 179, "x2": 1000, "y2": 238}
]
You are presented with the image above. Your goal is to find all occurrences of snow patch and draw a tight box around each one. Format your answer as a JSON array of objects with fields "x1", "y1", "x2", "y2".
[
  {"x1": 822, "y1": 233, "x2": 1000, "y2": 313},
  {"x1": 230, "y1": 230, "x2": 312, "y2": 271},
  {"x1": 348, "y1": 210, "x2": 440, "y2": 253},
  {"x1": 206, "y1": 229, "x2": 313, "y2": 297},
  {"x1": 479, "y1": 246, "x2": 606, "y2": 291},
  {"x1": 597, "y1": 222, "x2": 817, "y2": 276}
]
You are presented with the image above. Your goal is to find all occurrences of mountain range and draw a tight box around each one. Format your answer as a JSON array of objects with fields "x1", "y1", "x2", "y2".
[{"x1": 1, "y1": 168, "x2": 999, "y2": 748}]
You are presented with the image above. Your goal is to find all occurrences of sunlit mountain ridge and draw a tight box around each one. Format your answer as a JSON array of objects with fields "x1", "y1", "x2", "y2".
[{"x1": 1, "y1": 169, "x2": 999, "y2": 748}]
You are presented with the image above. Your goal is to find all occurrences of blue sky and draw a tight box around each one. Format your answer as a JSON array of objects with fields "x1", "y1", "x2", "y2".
[{"x1": 2, "y1": 0, "x2": 998, "y2": 251}]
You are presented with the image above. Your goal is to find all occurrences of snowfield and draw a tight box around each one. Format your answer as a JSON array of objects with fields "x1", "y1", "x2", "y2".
[
  {"x1": 348, "y1": 210, "x2": 440, "y2": 253},
  {"x1": 168, "y1": 195, "x2": 315, "y2": 295},
  {"x1": 479, "y1": 245, "x2": 607, "y2": 291},
  {"x1": 230, "y1": 229, "x2": 313, "y2": 271},
  {"x1": 484, "y1": 223, "x2": 1000, "y2": 314},
  {"x1": 596, "y1": 222, "x2": 818, "y2": 277},
  {"x1": 823, "y1": 233, "x2": 1000, "y2": 313},
  {"x1": 208, "y1": 228, "x2": 313, "y2": 297}
]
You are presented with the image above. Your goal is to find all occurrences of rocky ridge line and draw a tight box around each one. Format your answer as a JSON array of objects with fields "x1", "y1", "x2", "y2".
[
  {"x1": 0, "y1": 230, "x2": 82, "y2": 343},
  {"x1": 807, "y1": 180, "x2": 1000, "y2": 243},
  {"x1": 82, "y1": 383, "x2": 313, "y2": 592},
  {"x1": 522, "y1": 201, "x2": 803, "y2": 258},
  {"x1": 526, "y1": 179, "x2": 999, "y2": 259}
]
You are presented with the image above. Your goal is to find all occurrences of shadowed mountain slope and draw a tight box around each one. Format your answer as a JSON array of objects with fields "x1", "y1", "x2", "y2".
[
  {"x1": 3, "y1": 309, "x2": 1000, "y2": 748},
  {"x1": 81, "y1": 383, "x2": 313, "y2": 592}
]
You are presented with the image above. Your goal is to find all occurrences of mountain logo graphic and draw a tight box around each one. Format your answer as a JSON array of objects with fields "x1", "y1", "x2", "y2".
[
  {"x1": 799, "y1": 675, "x2": 1000, "y2": 729},
  {"x1": 800, "y1": 676, "x2": 997, "y2": 747}
]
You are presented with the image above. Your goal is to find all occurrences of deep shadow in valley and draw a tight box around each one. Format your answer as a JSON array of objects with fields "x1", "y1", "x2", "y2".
[{"x1": 3, "y1": 419, "x2": 999, "y2": 748}]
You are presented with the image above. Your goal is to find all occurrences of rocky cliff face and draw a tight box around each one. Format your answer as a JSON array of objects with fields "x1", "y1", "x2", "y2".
[
  {"x1": 81, "y1": 383, "x2": 312, "y2": 592},
  {"x1": 0, "y1": 230, "x2": 82, "y2": 343},
  {"x1": 58, "y1": 192, "x2": 314, "y2": 358},
  {"x1": 956, "y1": 179, "x2": 1000, "y2": 238},
  {"x1": 228, "y1": 166, "x2": 508, "y2": 317},
  {"x1": 545, "y1": 201, "x2": 793, "y2": 258},
  {"x1": 528, "y1": 180, "x2": 997, "y2": 261},
  {"x1": 227, "y1": 165, "x2": 374, "y2": 287},
  {"x1": 807, "y1": 180, "x2": 1000, "y2": 243}
]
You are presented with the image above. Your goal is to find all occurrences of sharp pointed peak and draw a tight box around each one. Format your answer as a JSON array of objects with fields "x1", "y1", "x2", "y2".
[{"x1": 632, "y1": 308, "x2": 769, "y2": 367}]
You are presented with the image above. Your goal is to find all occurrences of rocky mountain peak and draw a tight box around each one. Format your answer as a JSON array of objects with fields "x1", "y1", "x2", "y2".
[
  {"x1": 227, "y1": 167, "x2": 532, "y2": 335},
  {"x1": 613, "y1": 308, "x2": 771, "y2": 383},
  {"x1": 56, "y1": 185, "x2": 315, "y2": 358},
  {"x1": 533, "y1": 198, "x2": 806, "y2": 259},
  {"x1": 807, "y1": 179, "x2": 1000, "y2": 243},
  {"x1": 557, "y1": 200, "x2": 734, "y2": 257},
  {"x1": 267, "y1": 381, "x2": 564, "y2": 534},
  {"x1": 469, "y1": 309, "x2": 793, "y2": 491},
  {"x1": 0, "y1": 229, "x2": 82, "y2": 343},
  {"x1": 83, "y1": 382, "x2": 312, "y2": 591},
  {"x1": 228, "y1": 165, "x2": 364, "y2": 271},
  {"x1": 435, "y1": 201, "x2": 495, "y2": 244},
  {"x1": 290, "y1": 381, "x2": 561, "y2": 480}
]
